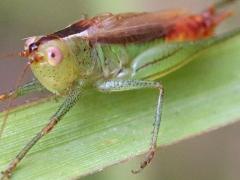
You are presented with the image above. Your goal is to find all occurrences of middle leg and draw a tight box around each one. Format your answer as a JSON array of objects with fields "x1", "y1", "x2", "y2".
[{"x1": 97, "y1": 79, "x2": 164, "y2": 173}]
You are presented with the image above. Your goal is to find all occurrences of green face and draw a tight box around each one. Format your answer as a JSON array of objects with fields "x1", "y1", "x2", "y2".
[{"x1": 26, "y1": 37, "x2": 80, "y2": 95}]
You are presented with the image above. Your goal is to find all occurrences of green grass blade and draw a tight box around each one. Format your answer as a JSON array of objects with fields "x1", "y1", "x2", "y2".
[{"x1": 1, "y1": 33, "x2": 240, "y2": 180}]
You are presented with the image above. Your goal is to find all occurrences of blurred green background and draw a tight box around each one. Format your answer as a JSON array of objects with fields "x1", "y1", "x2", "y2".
[{"x1": 0, "y1": 0, "x2": 240, "y2": 180}]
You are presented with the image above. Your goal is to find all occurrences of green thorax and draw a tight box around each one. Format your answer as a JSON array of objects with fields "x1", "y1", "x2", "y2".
[
  {"x1": 68, "y1": 37, "x2": 167, "y2": 80},
  {"x1": 92, "y1": 38, "x2": 167, "y2": 80}
]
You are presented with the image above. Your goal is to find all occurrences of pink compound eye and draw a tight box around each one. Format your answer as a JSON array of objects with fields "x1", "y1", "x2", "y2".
[{"x1": 47, "y1": 47, "x2": 63, "y2": 66}]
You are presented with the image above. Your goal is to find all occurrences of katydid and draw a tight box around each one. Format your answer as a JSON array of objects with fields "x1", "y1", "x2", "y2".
[{"x1": 0, "y1": 0, "x2": 240, "y2": 179}]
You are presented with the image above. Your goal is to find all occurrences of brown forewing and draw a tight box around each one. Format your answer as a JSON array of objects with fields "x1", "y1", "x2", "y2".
[{"x1": 53, "y1": 10, "x2": 191, "y2": 44}]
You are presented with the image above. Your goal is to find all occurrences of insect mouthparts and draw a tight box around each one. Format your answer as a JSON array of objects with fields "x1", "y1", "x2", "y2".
[{"x1": 19, "y1": 50, "x2": 29, "y2": 58}]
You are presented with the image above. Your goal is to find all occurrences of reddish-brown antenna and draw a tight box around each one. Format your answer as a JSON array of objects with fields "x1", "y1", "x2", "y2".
[
  {"x1": 0, "y1": 60, "x2": 31, "y2": 139},
  {"x1": 0, "y1": 52, "x2": 20, "y2": 60}
]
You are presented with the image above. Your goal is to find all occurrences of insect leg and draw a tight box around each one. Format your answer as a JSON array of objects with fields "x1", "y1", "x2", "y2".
[
  {"x1": 0, "y1": 80, "x2": 45, "y2": 103},
  {"x1": 97, "y1": 79, "x2": 164, "y2": 174},
  {"x1": 0, "y1": 81, "x2": 85, "y2": 180}
]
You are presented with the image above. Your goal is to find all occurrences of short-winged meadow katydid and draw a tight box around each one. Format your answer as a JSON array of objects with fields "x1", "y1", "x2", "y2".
[{"x1": 1, "y1": 0, "x2": 240, "y2": 179}]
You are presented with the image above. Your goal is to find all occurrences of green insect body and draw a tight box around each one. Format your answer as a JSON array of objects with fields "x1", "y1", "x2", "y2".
[{"x1": 31, "y1": 30, "x2": 237, "y2": 96}]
